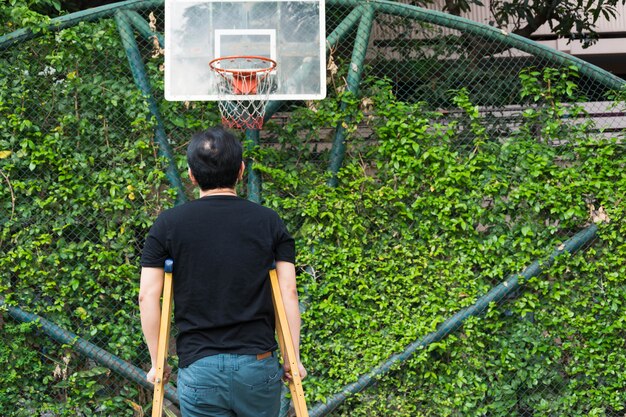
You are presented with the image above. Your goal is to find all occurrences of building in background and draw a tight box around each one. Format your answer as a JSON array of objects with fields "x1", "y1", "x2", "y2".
[{"x1": 433, "y1": 0, "x2": 626, "y2": 79}]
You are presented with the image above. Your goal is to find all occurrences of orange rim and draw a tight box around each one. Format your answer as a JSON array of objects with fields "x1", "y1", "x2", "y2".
[{"x1": 209, "y1": 55, "x2": 277, "y2": 75}]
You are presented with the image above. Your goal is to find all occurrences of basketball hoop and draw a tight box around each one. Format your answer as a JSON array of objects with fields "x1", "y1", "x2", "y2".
[{"x1": 209, "y1": 55, "x2": 277, "y2": 130}]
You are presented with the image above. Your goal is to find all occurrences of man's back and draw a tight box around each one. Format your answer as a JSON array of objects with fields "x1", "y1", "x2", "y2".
[
  {"x1": 141, "y1": 195, "x2": 295, "y2": 368},
  {"x1": 139, "y1": 127, "x2": 304, "y2": 417}
]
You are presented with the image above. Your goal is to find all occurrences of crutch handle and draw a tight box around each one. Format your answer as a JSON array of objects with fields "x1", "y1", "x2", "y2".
[{"x1": 164, "y1": 259, "x2": 173, "y2": 273}]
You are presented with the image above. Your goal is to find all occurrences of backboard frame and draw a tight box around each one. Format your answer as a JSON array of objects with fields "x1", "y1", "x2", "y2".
[{"x1": 164, "y1": 0, "x2": 327, "y2": 102}]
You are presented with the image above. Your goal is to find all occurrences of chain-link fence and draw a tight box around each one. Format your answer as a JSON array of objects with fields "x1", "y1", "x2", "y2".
[{"x1": 1, "y1": 1, "x2": 625, "y2": 416}]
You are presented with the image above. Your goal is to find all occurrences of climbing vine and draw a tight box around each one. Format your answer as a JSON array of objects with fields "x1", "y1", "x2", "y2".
[
  {"x1": 0, "y1": 6, "x2": 625, "y2": 416},
  {"x1": 257, "y1": 71, "x2": 626, "y2": 415}
]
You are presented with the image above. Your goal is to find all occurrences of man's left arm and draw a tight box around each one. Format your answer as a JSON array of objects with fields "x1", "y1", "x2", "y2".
[{"x1": 138, "y1": 266, "x2": 167, "y2": 383}]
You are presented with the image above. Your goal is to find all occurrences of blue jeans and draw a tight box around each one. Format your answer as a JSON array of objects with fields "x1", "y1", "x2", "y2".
[{"x1": 177, "y1": 353, "x2": 283, "y2": 417}]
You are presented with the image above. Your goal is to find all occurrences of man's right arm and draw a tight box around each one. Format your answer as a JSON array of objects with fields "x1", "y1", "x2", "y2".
[
  {"x1": 275, "y1": 260, "x2": 307, "y2": 380},
  {"x1": 138, "y1": 266, "x2": 169, "y2": 383}
]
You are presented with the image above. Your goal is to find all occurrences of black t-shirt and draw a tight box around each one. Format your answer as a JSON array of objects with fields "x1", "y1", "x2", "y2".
[{"x1": 141, "y1": 195, "x2": 295, "y2": 368}]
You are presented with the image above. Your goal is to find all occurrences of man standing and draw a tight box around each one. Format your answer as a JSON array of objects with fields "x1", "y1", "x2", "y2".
[{"x1": 139, "y1": 126, "x2": 306, "y2": 417}]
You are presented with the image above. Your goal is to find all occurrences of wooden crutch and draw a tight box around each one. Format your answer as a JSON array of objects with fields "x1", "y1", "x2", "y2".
[
  {"x1": 152, "y1": 259, "x2": 174, "y2": 417},
  {"x1": 269, "y1": 268, "x2": 309, "y2": 417}
]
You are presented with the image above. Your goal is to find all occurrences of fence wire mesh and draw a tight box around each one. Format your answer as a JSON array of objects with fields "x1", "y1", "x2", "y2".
[{"x1": 1, "y1": 1, "x2": 625, "y2": 416}]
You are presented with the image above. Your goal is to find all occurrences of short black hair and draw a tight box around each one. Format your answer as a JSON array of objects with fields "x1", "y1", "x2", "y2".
[{"x1": 187, "y1": 127, "x2": 243, "y2": 191}]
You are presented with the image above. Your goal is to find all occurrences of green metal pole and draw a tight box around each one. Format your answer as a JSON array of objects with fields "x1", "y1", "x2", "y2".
[
  {"x1": 124, "y1": 10, "x2": 164, "y2": 47},
  {"x1": 246, "y1": 129, "x2": 262, "y2": 204},
  {"x1": 0, "y1": 0, "x2": 164, "y2": 50},
  {"x1": 263, "y1": 101, "x2": 283, "y2": 123},
  {"x1": 308, "y1": 223, "x2": 598, "y2": 417},
  {"x1": 0, "y1": 297, "x2": 179, "y2": 404},
  {"x1": 327, "y1": 5, "x2": 363, "y2": 50},
  {"x1": 327, "y1": 4, "x2": 375, "y2": 187},
  {"x1": 115, "y1": 11, "x2": 186, "y2": 205}
]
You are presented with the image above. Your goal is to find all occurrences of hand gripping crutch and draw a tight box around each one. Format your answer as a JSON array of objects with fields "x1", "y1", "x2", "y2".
[
  {"x1": 269, "y1": 269, "x2": 309, "y2": 417},
  {"x1": 152, "y1": 259, "x2": 174, "y2": 417}
]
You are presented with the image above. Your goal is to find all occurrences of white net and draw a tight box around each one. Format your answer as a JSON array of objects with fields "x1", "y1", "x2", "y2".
[{"x1": 210, "y1": 56, "x2": 276, "y2": 130}]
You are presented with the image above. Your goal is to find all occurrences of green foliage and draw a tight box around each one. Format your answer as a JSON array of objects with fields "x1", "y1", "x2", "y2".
[
  {"x1": 1, "y1": 7, "x2": 625, "y2": 417},
  {"x1": 0, "y1": 17, "x2": 173, "y2": 416},
  {"x1": 0, "y1": 0, "x2": 62, "y2": 35},
  {"x1": 258, "y1": 70, "x2": 626, "y2": 415}
]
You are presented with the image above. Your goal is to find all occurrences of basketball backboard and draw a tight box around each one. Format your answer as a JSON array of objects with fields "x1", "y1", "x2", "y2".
[{"x1": 164, "y1": 0, "x2": 326, "y2": 101}]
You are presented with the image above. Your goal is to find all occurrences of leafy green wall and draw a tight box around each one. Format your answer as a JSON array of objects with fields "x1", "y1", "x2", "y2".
[
  {"x1": 1, "y1": 5, "x2": 625, "y2": 416},
  {"x1": 257, "y1": 74, "x2": 626, "y2": 416}
]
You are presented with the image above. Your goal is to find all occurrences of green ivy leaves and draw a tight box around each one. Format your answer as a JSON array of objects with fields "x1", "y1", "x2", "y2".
[{"x1": 259, "y1": 70, "x2": 625, "y2": 415}]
